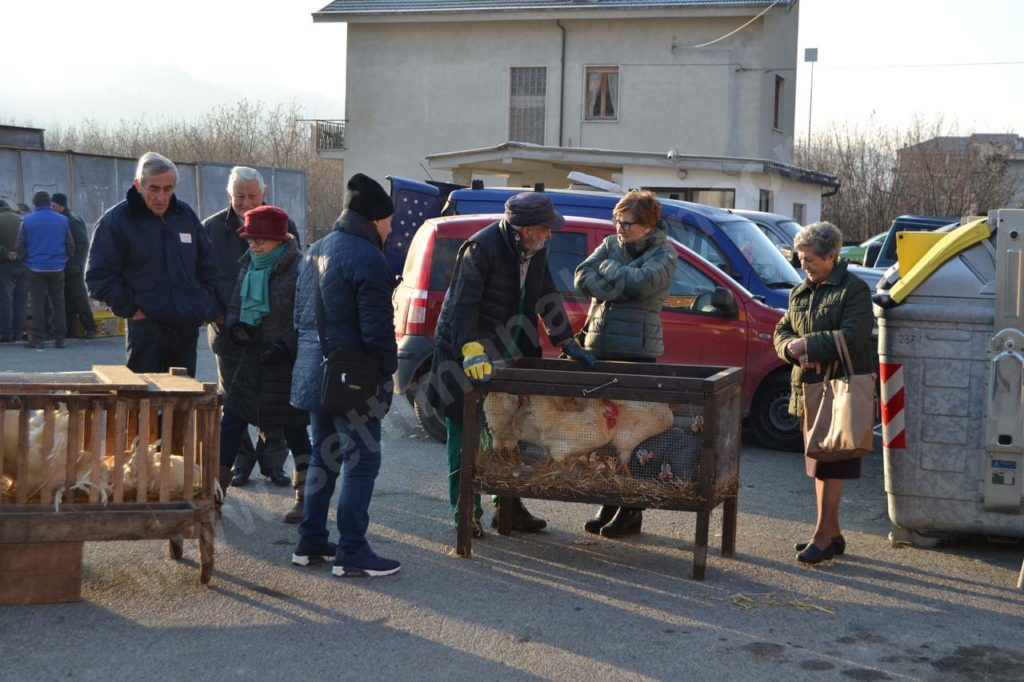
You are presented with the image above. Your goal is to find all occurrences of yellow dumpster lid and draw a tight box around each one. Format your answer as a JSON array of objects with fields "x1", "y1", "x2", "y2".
[
  {"x1": 887, "y1": 218, "x2": 991, "y2": 304},
  {"x1": 896, "y1": 231, "x2": 946, "y2": 273}
]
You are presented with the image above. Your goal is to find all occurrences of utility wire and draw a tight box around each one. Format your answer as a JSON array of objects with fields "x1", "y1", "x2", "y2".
[{"x1": 686, "y1": 0, "x2": 781, "y2": 48}]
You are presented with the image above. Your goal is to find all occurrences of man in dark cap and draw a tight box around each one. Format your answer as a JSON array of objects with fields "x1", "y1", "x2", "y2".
[
  {"x1": 51, "y1": 193, "x2": 98, "y2": 339},
  {"x1": 0, "y1": 199, "x2": 27, "y2": 343},
  {"x1": 425, "y1": 192, "x2": 595, "y2": 538},
  {"x1": 289, "y1": 172, "x2": 402, "y2": 577},
  {"x1": 16, "y1": 191, "x2": 73, "y2": 349}
]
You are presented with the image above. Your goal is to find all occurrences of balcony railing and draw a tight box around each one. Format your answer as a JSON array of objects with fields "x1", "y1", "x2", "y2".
[{"x1": 313, "y1": 119, "x2": 346, "y2": 153}]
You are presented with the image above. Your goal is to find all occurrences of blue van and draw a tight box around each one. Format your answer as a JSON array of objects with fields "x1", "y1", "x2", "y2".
[{"x1": 388, "y1": 177, "x2": 802, "y2": 309}]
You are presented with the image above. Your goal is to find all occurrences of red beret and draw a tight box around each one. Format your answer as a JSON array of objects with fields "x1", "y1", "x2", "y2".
[{"x1": 238, "y1": 205, "x2": 290, "y2": 241}]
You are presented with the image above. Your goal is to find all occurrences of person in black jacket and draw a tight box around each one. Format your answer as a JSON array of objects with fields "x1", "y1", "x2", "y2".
[
  {"x1": 51, "y1": 193, "x2": 98, "y2": 339},
  {"x1": 218, "y1": 206, "x2": 311, "y2": 509},
  {"x1": 203, "y1": 167, "x2": 300, "y2": 503},
  {"x1": 425, "y1": 192, "x2": 594, "y2": 538},
  {"x1": 86, "y1": 152, "x2": 217, "y2": 376}
]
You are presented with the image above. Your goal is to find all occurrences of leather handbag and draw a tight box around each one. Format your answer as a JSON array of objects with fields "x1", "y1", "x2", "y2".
[
  {"x1": 802, "y1": 330, "x2": 876, "y2": 462},
  {"x1": 310, "y1": 245, "x2": 382, "y2": 418}
]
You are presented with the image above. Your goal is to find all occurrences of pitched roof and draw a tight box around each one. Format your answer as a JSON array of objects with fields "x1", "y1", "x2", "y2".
[{"x1": 314, "y1": 0, "x2": 790, "y2": 20}]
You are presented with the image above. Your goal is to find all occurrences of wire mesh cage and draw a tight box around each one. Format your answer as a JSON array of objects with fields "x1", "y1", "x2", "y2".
[{"x1": 456, "y1": 358, "x2": 742, "y2": 580}]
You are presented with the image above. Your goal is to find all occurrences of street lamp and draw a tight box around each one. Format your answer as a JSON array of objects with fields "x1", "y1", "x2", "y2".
[{"x1": 804, "y1": 47, "x2": 818, "y2": 157}]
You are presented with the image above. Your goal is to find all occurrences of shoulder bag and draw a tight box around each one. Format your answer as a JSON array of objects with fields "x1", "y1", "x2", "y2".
[
  {"x1": 310, "y1": 245, "x2": 382, "y2": 418},
  {"x1": 802, "y1": 330, "x2": 876, "y2": 461}
]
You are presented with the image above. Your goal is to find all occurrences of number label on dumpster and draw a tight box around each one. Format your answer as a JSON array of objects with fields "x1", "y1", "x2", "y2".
[{"x1": 896, "y1": 334, "x2": 915, "y2": 345}]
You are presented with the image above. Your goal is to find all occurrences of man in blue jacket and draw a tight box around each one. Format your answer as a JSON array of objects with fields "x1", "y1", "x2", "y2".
[
  {"x1": 16, "y1": 191, "x2": 73, "y2": 349},
  {"x1": 86, "y1": 152, "x2": 217, "y2": 376}
]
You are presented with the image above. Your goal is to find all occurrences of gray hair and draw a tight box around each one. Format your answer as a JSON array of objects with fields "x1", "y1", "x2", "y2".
[
  {"x1": 135, "y1": 152, "x2": 178, "y2": 182},
  {"x1": 793, "y1": 221, "x2": 843, "y2": 258},
  {"x1": 227, "y1": 166, "x2": 266, "y2": 193}
]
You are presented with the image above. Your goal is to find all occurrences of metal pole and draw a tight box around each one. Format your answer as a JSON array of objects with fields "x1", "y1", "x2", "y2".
[{"x1": 807, "y1": 60, "x2": 814, "y2": 156}]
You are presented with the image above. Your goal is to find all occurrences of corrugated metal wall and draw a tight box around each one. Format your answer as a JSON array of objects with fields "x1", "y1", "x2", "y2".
[{"x1": 0, "y1": 147, "x2": 307, "y2": 244}]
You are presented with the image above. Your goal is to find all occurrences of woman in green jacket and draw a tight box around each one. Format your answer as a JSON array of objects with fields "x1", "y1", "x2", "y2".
[
  {"x1": 773, "y1": 221, "x2": 874, "y2": 564},
  {"x1": 573, "y1": 189, "x2": 676, "y2": 537}
]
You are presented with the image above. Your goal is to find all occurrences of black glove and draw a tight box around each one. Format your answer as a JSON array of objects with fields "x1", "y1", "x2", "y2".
[
  {"x1": 562, "y1": 339, "x2": 597, "y2": 368},
  {"x1": 229, "y1": 322, "x2": 258, "y2": 346},
  {"x1": 260, "y1": 342, "x2": 291, "y2": 367}
]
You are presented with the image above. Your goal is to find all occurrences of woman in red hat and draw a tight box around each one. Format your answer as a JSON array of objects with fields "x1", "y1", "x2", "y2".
[{"x1": 217, "y1": 205, "x2": 311, "y2": 521}]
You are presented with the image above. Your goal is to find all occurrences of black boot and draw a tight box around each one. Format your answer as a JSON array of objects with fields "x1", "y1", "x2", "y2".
[
  {"x1": 584, "y1": 505, "x2": 618, "y2": 534},
  {"x1": 492, "y1": 497, "x2": 547, "y2": 532},
  {"x1": 284, "y1": 466, "x2": 306, "y2": 524},
  {"x1": 600, "y1": 507, "x2": 643, "y2": 538}
]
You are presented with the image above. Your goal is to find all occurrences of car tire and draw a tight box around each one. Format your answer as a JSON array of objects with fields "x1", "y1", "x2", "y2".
[
  {"x1": 412, "y1": 383, "x2": 448, "y2": 444},
  {"x1": 749, "y1": 372, "x2": 802, "y2": 452}
]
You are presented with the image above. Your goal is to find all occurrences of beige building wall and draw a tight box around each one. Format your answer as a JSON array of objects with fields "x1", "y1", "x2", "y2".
[{"x1": 341, "y1": 7, "x2": 799, "y2": 186}]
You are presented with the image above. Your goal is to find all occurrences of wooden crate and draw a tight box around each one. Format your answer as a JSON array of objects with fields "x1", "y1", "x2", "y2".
[
  {"x1": 0, "y1": 542, "x2": 83, "y2": 605},
  {"x1": 456, "y1": 358, "x2": 742, "y2": 580},
  {"x1": 0, "y1": 365, "x2": 221, "y2": 596}
]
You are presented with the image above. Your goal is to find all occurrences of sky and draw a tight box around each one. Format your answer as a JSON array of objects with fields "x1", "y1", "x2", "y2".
[{"x1": 3, "y1": 0, "x2": 1023, "y2": 138}]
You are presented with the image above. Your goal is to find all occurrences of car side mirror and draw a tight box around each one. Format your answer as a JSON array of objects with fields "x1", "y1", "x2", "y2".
[
  {"x1": 864, "y1": 243, "x2": 882, "y2": 267},
  {"x1": 711, "y1": 287, "x2": 738, "y2": 317}
]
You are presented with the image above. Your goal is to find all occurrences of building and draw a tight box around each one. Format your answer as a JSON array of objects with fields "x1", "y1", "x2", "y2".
[{"x1": 312, "y1": 0, "x2": 837, "y2": 221}]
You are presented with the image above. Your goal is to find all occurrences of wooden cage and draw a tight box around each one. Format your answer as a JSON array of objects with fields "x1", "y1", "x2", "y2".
[
  {"x1": 456, "y1": 358, "x2": 742, "y2": 580},
  {"x1": 0, "y1": 365, "x2": 221, "y2": 603}
]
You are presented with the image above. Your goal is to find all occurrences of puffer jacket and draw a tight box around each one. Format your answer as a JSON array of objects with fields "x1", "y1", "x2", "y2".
[
  {"x1": 290, "y1": 210, "x2": 398, "y2": 414},
  {"x1": 426, "y1": 219, "x2": 573, "y2": 420},
  {"x1": 574, "y1": 219, "x2": 676, "y2": 360},
  {"x1": 773, "y1": 260, "x2": 874, "y2": 417},
  {"x1": 86, "y1": 186, "x2": 217, "y2": 326},
  {"x1": 222, "y1": 238, "x2": 307, "y2": 427}
]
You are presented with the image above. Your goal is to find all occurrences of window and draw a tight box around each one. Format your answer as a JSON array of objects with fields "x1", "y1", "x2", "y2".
[
  {"x1": 773, "y1": 75, "x2": 784, "y2": 130},
  {"x1": 510, "y1": 67, "x2": 546, "y2": 144},
  {"x1": 664, "y1": 257, "x2": 719, "y2": 314},
  {"x1": 546, "y1": 231, "x2": 589, "y2": 297},
  {"x1": 663, "y1": 218, "x2": 729, "y2": 272},
  {"x1": 646, "y1": 187, "x2": 735, "y2": 209},
  {"x1": 759, "y1": 189, "x2": 773, "y2": 212},
  {"x1": 757, "y1": 223, "x2": 785, "y2": 247},
  {"x1": 792, "y1": 203, "x2": 806, "y2": 224},
  {"x1": 584, "y1": 66, "x2": 619, "y2": 121}
]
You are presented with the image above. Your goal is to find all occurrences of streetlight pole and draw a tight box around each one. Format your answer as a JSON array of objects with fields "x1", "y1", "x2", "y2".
[{"x1": 804, "y1": 47, "x2": 818, "y2": 159}]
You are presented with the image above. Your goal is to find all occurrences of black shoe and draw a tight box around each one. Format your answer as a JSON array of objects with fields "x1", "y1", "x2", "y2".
[
  {"x1": 25, "y1": 340, "x2": 43, "y2": 350},
  {"x1": 797, "y1": 542, "x2": 836, "y2": 564},
  {"x1": 492, "y1": 498, "x2": 547, "y2": 533},
  {"x1": 231, "y1": 468, "x2": 251, "y2": 487},
  {"x1": 795, "y1": 535, "x2": 846, "y2": 555},
  {"x1": 584, "y1": 505, "x2": 618, "y2": 534},
  {"x1": 268, "y1": 469, "x2": 291, "y2": 487},
  {"x1": 54, "y1": 338, "x2": 66, "y2": 348},
  {"x1": 84, "y1": 329, "x2": 97, "y2": 339},
  {"x1": 600, "y1": 508, "x2": 643, "y2": 539}
]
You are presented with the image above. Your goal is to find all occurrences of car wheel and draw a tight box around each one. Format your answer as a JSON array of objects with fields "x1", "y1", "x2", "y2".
[
  {"x1": 412, "y1": 384, "x2": 448, "y2": 443},
  {"x1": 749, "y1": 372, "x2": 802, "y2": 452}
]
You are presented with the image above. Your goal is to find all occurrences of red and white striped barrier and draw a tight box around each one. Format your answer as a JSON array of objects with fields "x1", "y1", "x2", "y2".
[{"x1": 880, "y1": 362, "x2": 906, "y2": 449}]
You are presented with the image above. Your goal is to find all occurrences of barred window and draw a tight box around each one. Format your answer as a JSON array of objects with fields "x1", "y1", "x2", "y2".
[{"x1": 509, "y1": 67, "x2": 546, "y2": 144}]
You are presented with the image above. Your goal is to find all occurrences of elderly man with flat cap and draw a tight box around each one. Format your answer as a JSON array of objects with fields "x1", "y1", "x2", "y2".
[{"x1": 425, "y1": 192, "x2": 595, "y2": 537}]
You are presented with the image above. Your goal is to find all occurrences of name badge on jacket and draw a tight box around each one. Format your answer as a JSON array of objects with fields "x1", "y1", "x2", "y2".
[{"x1": 179, "y1": 233, "x2": 192, "y2": 244}]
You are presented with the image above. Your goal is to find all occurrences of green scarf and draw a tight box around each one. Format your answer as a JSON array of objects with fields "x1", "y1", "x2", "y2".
[{"x1": 238, "y1": 244, "x2": 287, "y2": 326}]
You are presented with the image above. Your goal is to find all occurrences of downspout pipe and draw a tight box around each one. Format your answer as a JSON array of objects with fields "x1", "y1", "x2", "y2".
[{"x1": 557, "y1": 19, "x2": 566, "y2": 146}]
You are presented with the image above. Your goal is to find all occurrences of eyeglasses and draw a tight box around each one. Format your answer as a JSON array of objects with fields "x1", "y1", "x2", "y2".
[
  {"x1": 614, "y1": 219, "x2": 638, "y2": 231},
  {"x1": 247, "y1": 238, "x2": 267, "y2": 245}
]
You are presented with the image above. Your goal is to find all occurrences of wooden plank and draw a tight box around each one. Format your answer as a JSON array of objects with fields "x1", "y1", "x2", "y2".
[
  {"x1": 0, "y1": 542, "x2": 83, "y2": 605},
  {"x1": 202, "y1": 403, "x2": 217, "y2": 499},
  {"x1": 159, "y1": 405, "x2": 174, "y2": 502},
  {"x1": 0, "y1": 405, "x2": 5, "y2": 505},
  {"x1": 140, "y1": 373, "x2": 207, "y2": 395},
  {"x1": 112, "y1": 401, "x2": 127, "y2": 503},
  {"x1": 64, "y1": 407, "x2": 80, "y2": 494},
  {"x1": 482, "y1": 380, "x2": 704, "y2": 404},
  {"x1": 0, "y1": 510, "x2": 198, "y2": 543},
  {"x1": 183, "y1": 408, "x2": 196, "y2": 502},
  {"x1": 89, "y1": 401, "x2": 104, "y2": 504},
  {"x1": 91, "y1": 365, "x2": 149, "y2": 389},
  {"x1": 39, "y1": 409, "x2": 55, "y2": 505},
  {"x1": 15, "y1": 409, "x2": 29, "y2": 505},
  {"x1": 136, "y1": 399, "x2": 150, "y2": 502}
]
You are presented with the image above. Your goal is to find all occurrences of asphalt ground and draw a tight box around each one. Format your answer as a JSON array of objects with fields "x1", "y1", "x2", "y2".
[{"x1": 1, "y1": 336, "x2": 1022, "y2": 681}]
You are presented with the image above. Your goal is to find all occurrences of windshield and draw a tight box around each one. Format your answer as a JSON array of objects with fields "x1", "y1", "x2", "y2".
[
  {"x1": 778, "y1": 220, "x2": 802, "y2": 241},
  {"x1": 718, "y1": 217, "x2": 802, "y2": 287}
]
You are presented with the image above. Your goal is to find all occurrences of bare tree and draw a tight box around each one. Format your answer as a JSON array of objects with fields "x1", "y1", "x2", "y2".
[{"x1": 44, "y1": 100, "x2": 344, "y2": 239}]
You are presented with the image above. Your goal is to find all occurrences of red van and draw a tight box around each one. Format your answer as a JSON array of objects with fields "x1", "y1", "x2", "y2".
[{"x1": 393, "y1": 214, "x2": 799, "y2": 451}]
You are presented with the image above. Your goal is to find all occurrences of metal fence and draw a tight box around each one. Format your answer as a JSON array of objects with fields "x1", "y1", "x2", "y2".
[
  {"x1": 0, "y1": 147, "x2": 308, "y2": 244},
  {"x1": 313, "y1": 120, "x2": 346, "y2": 154}
]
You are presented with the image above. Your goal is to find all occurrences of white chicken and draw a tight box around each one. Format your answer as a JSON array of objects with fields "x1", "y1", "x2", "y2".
[
  {"x1": 482, "y1": 392, "x2": 522, "y2": 462},
  {"x1": 606, "y1": 400, "x2": 676, "y2": 472},
  {"x1": 513, "y1": 396, "x2": 616, "y2": 465}
]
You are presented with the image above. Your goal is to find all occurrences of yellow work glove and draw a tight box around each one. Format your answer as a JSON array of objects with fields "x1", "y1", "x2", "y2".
[{"x1": 462, "y1": 341, "x2": 492, "y2": 384}]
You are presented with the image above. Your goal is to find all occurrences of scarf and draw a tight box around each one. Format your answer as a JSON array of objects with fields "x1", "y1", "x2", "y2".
[{"x1": 238, "y1": 243, "x2": 287, "y2": 327}]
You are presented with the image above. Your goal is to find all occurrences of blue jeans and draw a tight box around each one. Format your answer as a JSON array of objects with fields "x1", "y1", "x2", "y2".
[
  {"x1": 299, "y1": 412, "x2": 382, "y2": 554},
  {"x1": 0, "y1": 264, "x2": 27, "y2": 341}
]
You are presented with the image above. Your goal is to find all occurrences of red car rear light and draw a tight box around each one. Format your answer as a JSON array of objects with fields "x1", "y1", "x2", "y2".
[{"x1": 405, "y1": 289, "x2": 429, "y2": 336}]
